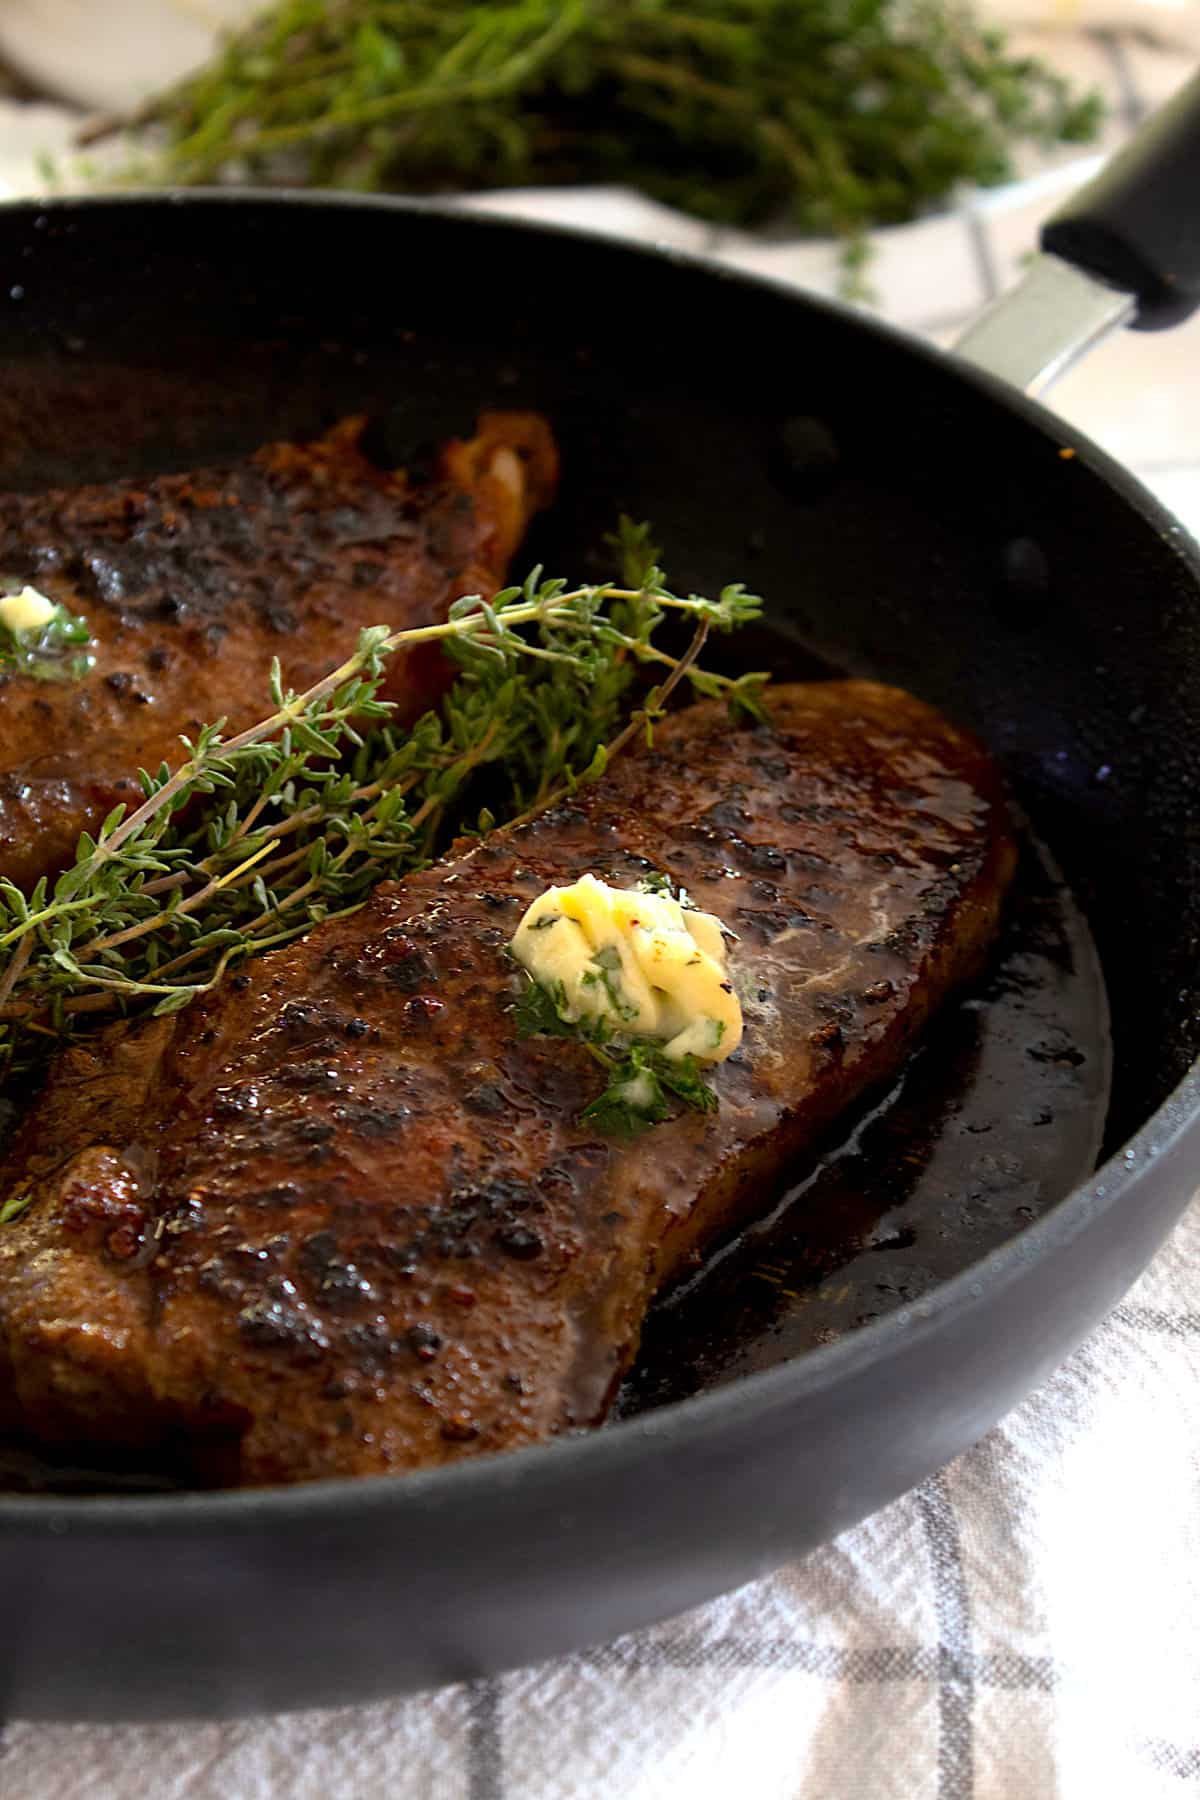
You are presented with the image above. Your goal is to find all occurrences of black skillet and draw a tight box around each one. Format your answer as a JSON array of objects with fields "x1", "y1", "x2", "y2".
[{"x1": 0, "y1": 73, "x2": 1198, "y2": 1719}]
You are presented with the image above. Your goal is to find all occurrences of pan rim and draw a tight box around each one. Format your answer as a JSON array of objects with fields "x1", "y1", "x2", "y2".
[{"x1": 0, "y1": 187, "x2": 1196, "y2": 1527}]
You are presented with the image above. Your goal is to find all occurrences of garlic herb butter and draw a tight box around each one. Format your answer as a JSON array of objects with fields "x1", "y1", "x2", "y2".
[
  {"x1": 0, "y1": 586, "x2": 58, "y2": 636},
  {"x1": 511, "y1": 872, "x2": 741, "y2": 1066}
]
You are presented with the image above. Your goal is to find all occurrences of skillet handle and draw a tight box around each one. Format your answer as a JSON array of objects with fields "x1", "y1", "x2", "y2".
[
  {"x1": 954, "y1": 70, "x2": 1200, "y2": 391},
  {"x1": 1042, "y1": 68, "x2": 1200, "y2": 331}
]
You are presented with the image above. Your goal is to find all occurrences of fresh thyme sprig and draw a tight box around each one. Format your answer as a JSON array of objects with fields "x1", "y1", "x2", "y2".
[
  {"x1": 514, "y1": 971, "x2": 719, "y2": 1135},
  {"x1": 85, "y1": 0, "x2": 1101, "y2": 287},
  {"x1": 0, "y1": 524, "x2": 764, "y2": 1076}
]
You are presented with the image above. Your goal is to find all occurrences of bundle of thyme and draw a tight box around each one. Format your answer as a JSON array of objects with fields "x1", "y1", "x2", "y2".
[
  {"x1": 0, "y1": 523, "x2": 764, "y2": 1085},
  {"x1": 94, "y1": 0, "x2": 1100, "y2": 265}
]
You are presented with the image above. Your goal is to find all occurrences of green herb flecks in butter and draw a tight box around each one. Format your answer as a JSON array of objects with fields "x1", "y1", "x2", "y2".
[
  {"x1": 510, "y1": 871, "x2": 741, "y2": 1135},
  {"x1": 511, "y1": 872, "x2": 741, "y2": 1063}
]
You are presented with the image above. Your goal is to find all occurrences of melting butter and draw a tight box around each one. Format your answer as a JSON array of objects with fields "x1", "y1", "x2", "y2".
[
  {"x1": 511, "y1": 872, "x2": 741, "y2": 1062},
  {"x1": 0, "y1": 585, "x2": 56, "y2": 635}
]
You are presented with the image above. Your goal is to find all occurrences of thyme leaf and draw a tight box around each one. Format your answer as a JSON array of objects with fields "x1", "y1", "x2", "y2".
[{"x1": 0, "y1": 1190, "x2": 33, "y2": 1225}]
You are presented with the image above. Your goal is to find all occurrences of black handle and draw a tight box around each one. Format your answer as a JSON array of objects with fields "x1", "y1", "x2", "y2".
[{"x1": 1042, "y1": 67, "x2": 1200, "y2": 331}]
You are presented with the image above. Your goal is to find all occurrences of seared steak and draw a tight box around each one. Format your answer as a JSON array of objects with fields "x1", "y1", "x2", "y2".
[
  {"x1": 0, "y1": 411, "x2": 557, "y2": 887},
  {"x1": 0, "y1": 682, "x2": 1016, "y2": 1485}
]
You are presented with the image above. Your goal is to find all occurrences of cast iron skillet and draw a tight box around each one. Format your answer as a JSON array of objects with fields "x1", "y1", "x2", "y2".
[{"x1": 0, "y1": 76, "x2": 1198, "y2": 1719}]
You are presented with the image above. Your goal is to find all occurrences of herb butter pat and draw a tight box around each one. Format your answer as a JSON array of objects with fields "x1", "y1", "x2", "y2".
[
  {"x1": 511, "y1": 873, "x2": 741, "y2": 1063},
  {"x1": 0, "y1": 585, "x2": 57, "y2": 635}
]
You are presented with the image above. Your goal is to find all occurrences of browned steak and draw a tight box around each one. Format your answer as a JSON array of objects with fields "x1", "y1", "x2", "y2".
[
  {"x1": 0, "y1": 411, "x2": 557, "y2": 887},
  {"x1": 0, "y1": 682, "x2": 1016, "y2": 1486}
]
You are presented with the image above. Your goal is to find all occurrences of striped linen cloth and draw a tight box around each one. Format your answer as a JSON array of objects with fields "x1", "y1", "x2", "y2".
[{"x1": 1, "y1": 19, "x2": 1199, "y2": 1800}]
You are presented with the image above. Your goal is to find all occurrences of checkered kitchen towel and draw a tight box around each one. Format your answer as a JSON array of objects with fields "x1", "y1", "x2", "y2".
[
  {"x1": 1, "y1": 12, "x2": 1200, "y2": 1800},
  {"x1": 5, "y1": 1207, "x2": 1200, "y2": 1797}
]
